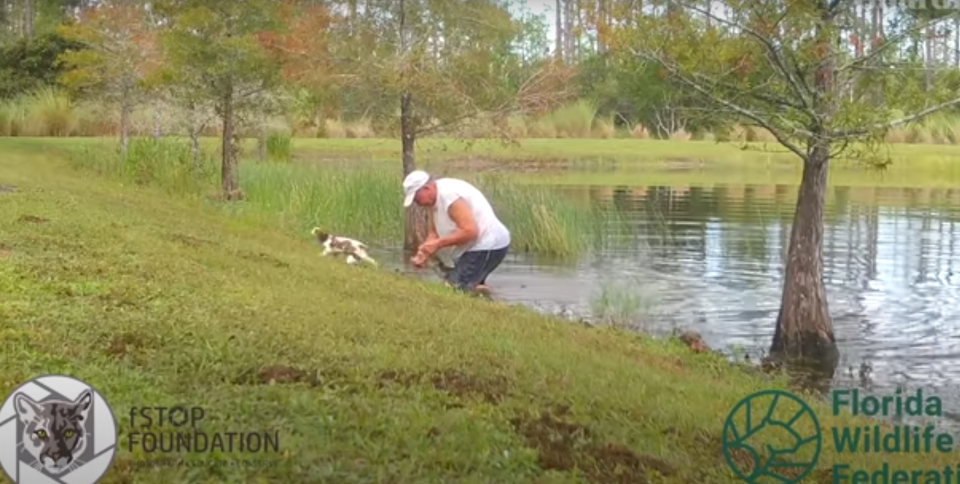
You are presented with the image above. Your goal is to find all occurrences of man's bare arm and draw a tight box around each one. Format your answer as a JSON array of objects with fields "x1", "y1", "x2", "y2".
[
  {"x1": 433, "y1": 198, "x2": 478, "y2": 249},
  {"x1": 426, "y1": 207, "x2": 439, "y2": 241}
]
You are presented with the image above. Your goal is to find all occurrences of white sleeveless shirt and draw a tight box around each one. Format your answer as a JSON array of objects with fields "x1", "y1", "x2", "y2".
[{"x1": 432, "y1": 178, "x2": 511, "y2": 261}]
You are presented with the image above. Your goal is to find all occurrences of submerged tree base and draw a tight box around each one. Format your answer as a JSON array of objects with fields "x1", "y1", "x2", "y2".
[{"x1": 766, "y1": 329, "x2": 840, "y2": 395}]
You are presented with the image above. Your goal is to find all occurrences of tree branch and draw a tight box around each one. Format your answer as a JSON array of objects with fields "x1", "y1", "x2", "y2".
[
  {"x1": 687, "y1": 70, "x2": 809, "y2": 113},
  {"x1": 633, "y1": 48, "x2": 808, "y2": 160},
  {"x1": 835, "y1": 15, "x2": 951, "y2": 73},
  {"x1": 831, "y1": 97, "x2": 960, "y2": 139},
  {"x1": 668, "y1": 0, "x2": 816, "y2": 118}
]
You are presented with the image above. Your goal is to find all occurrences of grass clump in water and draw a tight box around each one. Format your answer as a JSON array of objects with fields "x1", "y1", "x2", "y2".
[
  {"x1": 2, "y1": 139, "x2": 956, "y2": 483},
  {"x1": 590, "y1": 279, "x2": 652, "y2": 329}
]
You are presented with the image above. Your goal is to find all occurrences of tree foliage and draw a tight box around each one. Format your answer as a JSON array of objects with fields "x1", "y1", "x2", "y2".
[
  {"x1": 0, "y1": 30, "x2": 81, "y2": 98},
  {"x1": 151, "y1": 0, "x2": 285, "y2": 119},
  {"x1": 56, "y1": 2, "x2": 158, "y2": 103},
  {"x1": 615, "y1": 0, "x2": 960, "y2": 162}
]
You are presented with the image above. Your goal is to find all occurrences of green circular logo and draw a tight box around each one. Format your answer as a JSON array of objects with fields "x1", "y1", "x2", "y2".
[{"x1": 722, "y1": 389, "x2": 822, "y2": 484}]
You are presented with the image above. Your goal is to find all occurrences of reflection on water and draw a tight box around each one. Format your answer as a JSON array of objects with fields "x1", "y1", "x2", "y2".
[{"x1": 481, "y1": 184, "x2": 960, "y2": 407}]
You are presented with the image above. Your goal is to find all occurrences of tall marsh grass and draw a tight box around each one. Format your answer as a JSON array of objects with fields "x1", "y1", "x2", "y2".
[
  {"x1": 476, "y1": 172, "x2": 609, "y2": 258},
  {"x1": 241, "y1": 162, "x2": 402, "y2": 240},
  {"x1": 265, "y1": 131, "x2": 293, "y2": 162},
  {"x1": 0, "y1": 87, "x2": 79, "y2": 136},
  {"x1": 63, "y1": 137, "x2": 612, "y2": 258}
]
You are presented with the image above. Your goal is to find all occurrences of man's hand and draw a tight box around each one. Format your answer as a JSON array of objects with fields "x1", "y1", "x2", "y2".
[
  {"x1": 411, "y1": 250, "x2": 429, "y2": 268},
  {"x1": 418, "y1": 238, "x2": 441, "y2": 257},
  {"x1": 411, "y1": 238, "x2": 441, "y2": 268}
]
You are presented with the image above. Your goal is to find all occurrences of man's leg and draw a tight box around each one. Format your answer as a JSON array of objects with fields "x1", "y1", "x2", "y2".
[
  {"x1": 473, "y1": 246, "x2": 508, "y2": 289},
  {"x1": 449, "y1": 246, "x2": 509, "y2": 293}
]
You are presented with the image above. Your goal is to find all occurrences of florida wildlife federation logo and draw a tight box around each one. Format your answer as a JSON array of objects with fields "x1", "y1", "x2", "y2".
[
  {"x1": 0, "y1": 375, "x2": 118, "y2": 484},
  {"x1": 722, "y1": 389, "x2": 823, "y2": 484}
]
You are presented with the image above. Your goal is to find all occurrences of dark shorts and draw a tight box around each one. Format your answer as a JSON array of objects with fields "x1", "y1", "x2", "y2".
[{"x1": 445, "y1": 246, "x2": 509, "y2": 292}]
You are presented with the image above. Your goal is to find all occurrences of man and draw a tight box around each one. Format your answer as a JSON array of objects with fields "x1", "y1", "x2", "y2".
[{"x1": 403, "y1": 170, "x2": 510, "y2": 293}]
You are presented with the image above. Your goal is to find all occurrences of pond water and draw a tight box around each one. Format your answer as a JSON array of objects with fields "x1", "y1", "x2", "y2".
[{"x1": 387, "y1": 181, "x2": 960, "y2": 418}]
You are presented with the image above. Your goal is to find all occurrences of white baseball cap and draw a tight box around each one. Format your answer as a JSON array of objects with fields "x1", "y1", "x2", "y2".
[{"x1": 403, "y1": 170, "x2": 431, "y2": 207}]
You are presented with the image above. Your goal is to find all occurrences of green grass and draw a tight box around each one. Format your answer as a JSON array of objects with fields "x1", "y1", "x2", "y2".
[
  {"x1": 53, "y1": 137, "x2": 614, "y2": 259},
  {"x1": 1, "y1": 136, "x2": 955, "y2": 483}
]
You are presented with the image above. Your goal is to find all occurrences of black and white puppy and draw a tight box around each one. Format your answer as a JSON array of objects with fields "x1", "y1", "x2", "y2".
[{"x1": 311, "y1": 227, "x2": 378, "y2": 266}]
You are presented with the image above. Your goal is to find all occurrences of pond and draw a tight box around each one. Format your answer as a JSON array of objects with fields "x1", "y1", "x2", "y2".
[{"x1": 386, "y1": 180, "x2": 960, "y2": 417}]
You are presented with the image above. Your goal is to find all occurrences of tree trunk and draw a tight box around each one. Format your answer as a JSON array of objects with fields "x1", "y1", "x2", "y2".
[
  {"x1": 23, "y1": 0, "x2": 32, "y2": 38},
  {"x1": 188, "y1": 101, "x2": 203, "y2": 170},
  {"x1": 871, "y1": 1, "x2": 884, "y2": 104},
  {"x1": 554, "y1": 0, "x2": 562, "y2": 61},
  {"x1": 925, "y1": 24, "x2": 935, "y2": 91},
  {"x1": 220, "y1": 87, "x2": 241, "y2": 201},
  {"x1": 955, "y1": 16, "x2": 959, "y2": 68},
  {"x1": 770, "y1": 145, "x2": 838, "y2": 367},
  {"x1": 119, "y1": 96, "x2": 132, "y2": 158},
  {"x1": 401, "y1": 91, "x2": 428, "y2": 252},
  {"x1": 152, "y1": 102, "x2": 162, "y2": 140},
  {"x1": 769, "y1": 5, "x2": 839, "y2": 375},
  {"x1": 400, "y1": 92, "x2": 415, "y2": 175},
  {"x1": 190, "y1": 127, "x2": 201, "y2": 169},
  {"x1": 257, "y1": 121, "x2": 266, "y2": 162},
  {"x1": 563, "y1": 0, "x2": 574, "y2": 62}
]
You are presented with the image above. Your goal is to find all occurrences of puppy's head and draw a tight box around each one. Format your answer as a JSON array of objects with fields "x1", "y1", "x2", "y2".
[{"x1": 310, "y1": 227, "x2": 330, "y2": 243}]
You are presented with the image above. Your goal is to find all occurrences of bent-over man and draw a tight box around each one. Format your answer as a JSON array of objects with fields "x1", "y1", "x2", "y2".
[{"x1": 403, "y1": 170, "x2": 510, "y2": 293}]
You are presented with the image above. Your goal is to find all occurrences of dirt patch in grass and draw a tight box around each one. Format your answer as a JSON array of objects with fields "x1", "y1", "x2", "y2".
[
  {"x1": 0, "y1": 184, "x2": 17, "y2": 193},
  {"x1": 378, "y1": 369, "x2": 510, "y2": 405},
  {"x1": 238, "y1": 250, "x2": 290, "y2": 268},
  {"x1": 17, "y1": 214, "x2": 48, "y2": 223},
  {"x1": 233, "y1": 364, "x2": 346, "y2": 388},
  {"x1": 98, "y1": 288, "x2": 143, "y2": 310},
  {"x1": 167, "y1": 233, "x2": 218, "y2": 248},
  {"x1": 509, "y1": 407, "x2": 677, "y2": 484},
  {"x1": 676, "y1": 330, "x2": 711, "y2": 353},
  {"x1": 105, "y1": 332, "x2": 151, "y2": 367},
  {"x1": 0, "y1": 242, "x2": 11, "y2": 257}
]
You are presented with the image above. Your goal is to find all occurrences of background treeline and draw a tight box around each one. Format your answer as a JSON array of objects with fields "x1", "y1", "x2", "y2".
[{"x1": 3, "y1": 0, "x2": 960, "y2": 144}]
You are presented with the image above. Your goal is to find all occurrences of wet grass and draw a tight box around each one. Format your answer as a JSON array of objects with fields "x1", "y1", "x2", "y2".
[{"x1": 1, "y1": 139, "x2": 957, "y2": 482}]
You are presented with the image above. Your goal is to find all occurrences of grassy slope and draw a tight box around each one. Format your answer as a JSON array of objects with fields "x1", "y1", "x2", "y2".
[{"x1": 0, "y1": 142, "x2": 954, "y2": 483}]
